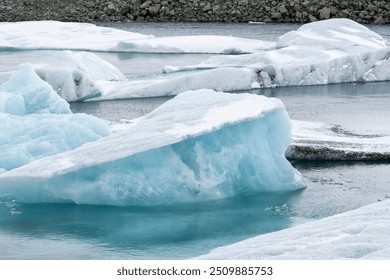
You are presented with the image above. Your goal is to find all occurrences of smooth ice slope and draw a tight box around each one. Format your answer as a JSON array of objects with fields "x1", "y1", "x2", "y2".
[
  {"x1": 0, "y1": 21, "x2": 273, "y2": 54},
  {"x1": 0, "y1": 65, "x2": 110, "y2": 171},
  {"x1": 197, "y1": 199, "x2": 390, "y2": 259},
  {"x1": 0, "y1": 89, "x2": 304, "y2": 206},
  {"x1": 34, "y1": 51, "x2": 125, "y2": 101}
]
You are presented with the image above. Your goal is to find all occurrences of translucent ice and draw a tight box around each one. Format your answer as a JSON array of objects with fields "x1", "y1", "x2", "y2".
[
  {"x1": 0, "y1": 89, "x2": 304, "y2": 206},
  {"x1": 0, "y1": 65, "x2": 110, "y2": 171}
]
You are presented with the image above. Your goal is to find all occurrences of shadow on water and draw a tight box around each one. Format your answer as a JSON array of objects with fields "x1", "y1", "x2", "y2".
[{"x1": 0, "y1": 191, "x2": 301, "y2": 259}]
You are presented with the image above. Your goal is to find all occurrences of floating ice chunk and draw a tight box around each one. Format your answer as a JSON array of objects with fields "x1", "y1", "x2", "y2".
[
  {"x1": 170, "y1": 19, "x2": 390, "y2": 89},
  {"x1": 196, "y1": 199, "x2": 390, "y2": 259},
  {"x1": 0, "y1": 113, "x2": 110, "y2": 171},
  {"x1": 94, "y1": 67, "x2": 258, "y2": 100},
  {"x1": 117, "y1": 35, "x2": 275, "y2": 54},
  {"x1": 0, "y1": 66, "x2": 110, "y2": 171},
  {"x1": 0, "y1": 64, "x2": 71, "y2": 114},
  {"x1": 0, "y1": 21, "x2": 274, "y2": 54},
  {"x1": 0, "y1": 20, "x2": 150, "y2": 52},
  {"x1": 0, "y1": 90, "x2": 305, "y2": 206},
  {"x1": 34, "y1": 51, "x2": 126, "y2": 101},
  {"x1": 276, "y1": 18, "x2": 388, "y2": 51}
]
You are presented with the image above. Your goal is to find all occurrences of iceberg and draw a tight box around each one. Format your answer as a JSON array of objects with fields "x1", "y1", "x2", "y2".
[
  {"x1": 0, "y1": 65, "x2": 110, "y2": 171},
  {"x1": 89, "y1": 19, "x2": 390, "y2": 100},
  {"x1": 94, "y1": 67, "x2": 258, "y2": 100},
  {"x1": 0, "y1": 89, "x2": 305, "y2": 206},
  {"x1": 116, "y1": 35, "x2": 275, "y2": 54},
  {"x1": 0, "y1": 21, "x2": 273, "y2": 54},
  {"x1": 34, "y1": 51, "x2": 125, "y2": 101},
  {"x1": 196, "y1": 199, "x2": 390, "y2": 259},
  {"x1": 0, "y1": 20, "x2": 150, "y2": 52},
  {"x1": 165, "y1": 19, "x2": 390, "y2": 90},
  {"x1": 2, "y1": 19, "x2": 390, "y2": 101}
]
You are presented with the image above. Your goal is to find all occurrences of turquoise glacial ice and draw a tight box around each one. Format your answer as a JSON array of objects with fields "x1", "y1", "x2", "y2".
[{"x1": 0, "y1": 89, "x2": 305, "y2": 205}]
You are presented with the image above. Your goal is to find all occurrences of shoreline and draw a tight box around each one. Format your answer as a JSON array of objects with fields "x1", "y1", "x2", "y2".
[{"x1": 1, "y1": 0, "x2": 389, "y2": 24}]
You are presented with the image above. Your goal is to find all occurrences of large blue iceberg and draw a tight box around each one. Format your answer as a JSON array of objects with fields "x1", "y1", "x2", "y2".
[
  {"x1": 0, "y1": 89, "x2": 304, "y2": 206},
  {"x1": 0, "y1": 64, "x2": 110, "y2": 172}
]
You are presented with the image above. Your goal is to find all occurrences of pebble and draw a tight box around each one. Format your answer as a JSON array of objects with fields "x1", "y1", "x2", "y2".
[{"x1": 0, "y1": 0, "x2": 388, "y2": 24}]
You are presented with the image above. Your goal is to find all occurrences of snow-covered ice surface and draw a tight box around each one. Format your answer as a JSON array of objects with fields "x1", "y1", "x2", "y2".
[
  {"x1": 2, "y1": 19, "x2": 390, "y2": 101},
  {"x1": 0, "y1": 64, "x2": 110, "y2": 171},
  {"x1": 196, "y1": 199, "x2": 390, "y2": 260},
  {"x1": 0, "y1": 21, "x2": 273, "y2": 54},
  {"x1": 115, "y1": 35, "x2": 275, "y2": 54},
  {"x1": 93, "y1": 67, "x2": 258, "y2": 100},
  {"x1": 0, "y1": 89, "x2": 304, "y2": 206},
  {"x1": 288, "y1": 121, "x2": 390, "y2": 161},
  {"x1": 163, "y1": 19, "x2": 390, "y2": 91},
  {"x1": 0, "y1": 21, "x2": 149, "y2": 51}
]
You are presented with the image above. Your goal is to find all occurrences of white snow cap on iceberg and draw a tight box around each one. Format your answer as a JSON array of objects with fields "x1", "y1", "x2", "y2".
[
  {"x1": 196, "y1": 199, "x2": 390, "y2": 260},
  {"x1": 0, "y1": 20, "x2": 150, "y2": 51},
  {"x1": 0, "y1": 89, "x2": 304, "y2": 206},
  {"x1": 33, "y1": 51, "x2": 125, "y2": 101},
  {"x1": 0, "y1": 65, "x2": 110, "y2": 171}
]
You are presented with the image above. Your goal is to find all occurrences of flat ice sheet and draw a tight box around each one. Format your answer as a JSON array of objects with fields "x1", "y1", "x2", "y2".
[{"x1": 0, "y1": 21, "x2": 273, "y2": 54}]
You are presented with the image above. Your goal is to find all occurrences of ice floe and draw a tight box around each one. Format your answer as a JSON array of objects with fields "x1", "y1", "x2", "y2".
[
  {"x1": 165, "y1": 19, "x2": 390, "y2": 89},
  {"x1": 0, "y1": 20, "x2": 273, "y2": 54},
  {"x1": 2, "y1": 19, "x2": 390, "y2": 101},
  {"x1": 33, "y1": 51, "x2": 125, "y2": 101},
  {"x1": 0, "y1": 89, "x2": 304, "y2": 205},
  {"x1": 0, "y1": 64, "x2": 110, "y2": 171}
]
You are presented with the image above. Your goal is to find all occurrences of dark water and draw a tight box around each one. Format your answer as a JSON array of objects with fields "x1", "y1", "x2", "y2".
[{"x1": 1, "y1": 22, "x2": 390, "y2": 259}]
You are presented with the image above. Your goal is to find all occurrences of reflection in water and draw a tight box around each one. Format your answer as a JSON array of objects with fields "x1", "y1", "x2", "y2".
[
  {"x1": 1, "y1": 162, "x2": 390, "y2": 259},
  {"x1": 0, "y1": 192, "x2": 297, "y2": 259}
]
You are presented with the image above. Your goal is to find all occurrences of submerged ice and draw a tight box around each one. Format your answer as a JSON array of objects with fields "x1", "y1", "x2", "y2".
[
  {"x1": 0, "y1": 65, "x2": 110, "y2": 171},
  {"x1": 0, "y1": 89, "x2": 304, "y2": 206}
]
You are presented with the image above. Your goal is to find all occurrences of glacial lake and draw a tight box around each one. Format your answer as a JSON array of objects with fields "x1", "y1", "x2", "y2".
[{"x1": 0, "y1": 22, "x2": 390, "y2": 259}]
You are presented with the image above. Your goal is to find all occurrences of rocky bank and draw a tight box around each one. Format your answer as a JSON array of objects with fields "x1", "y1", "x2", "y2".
[{"x1": 0, "y1": 0, "x2": 389, "y2": 24}]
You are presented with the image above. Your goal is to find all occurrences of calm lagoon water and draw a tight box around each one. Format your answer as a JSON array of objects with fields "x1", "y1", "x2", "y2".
[{"x1": 1, "y1": 22, "x2": 390, "y2": 259}]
